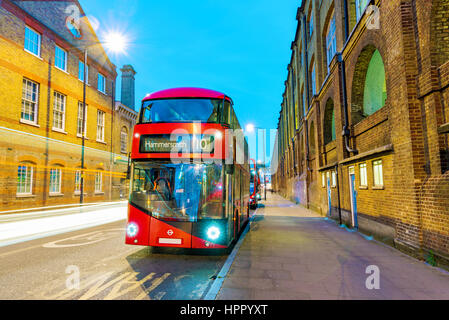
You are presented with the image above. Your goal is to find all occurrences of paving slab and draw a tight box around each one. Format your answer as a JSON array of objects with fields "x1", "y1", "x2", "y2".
[{"x1": 215, "y1": 192, "x2": 449, "y2": 300}]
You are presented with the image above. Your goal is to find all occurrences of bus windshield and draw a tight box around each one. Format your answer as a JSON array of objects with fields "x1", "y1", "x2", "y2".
[
  {"x1": 130, "y1": 161, "x2": 224, "y2": 221},
  {"x1": 140, "y1": 99, "x2": 223, "y2": 123}
]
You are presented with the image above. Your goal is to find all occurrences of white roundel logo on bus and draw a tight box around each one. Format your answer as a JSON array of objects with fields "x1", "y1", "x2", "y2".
[{"x1": 167, "y1": 229, "x2": 174, "y2": 236}]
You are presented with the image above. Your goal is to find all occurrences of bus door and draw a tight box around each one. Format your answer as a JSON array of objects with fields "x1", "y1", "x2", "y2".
[
  {"x1": 233, "y1": 169, "x2": 241, "y2": 236},
  {"x1": 225, "y1": 173, "x2": 234, "y2": 241}
]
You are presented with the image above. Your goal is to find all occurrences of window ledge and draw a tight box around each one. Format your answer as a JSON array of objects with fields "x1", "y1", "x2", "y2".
[
  {"x1": 49, "y1": 193, "x2": 64, "y2": 197},
  {"x1": 24, "y1": 48, "x2": 43, "y2": 60},
  {"x1": 96, "y1": 140, "x2": 107, "y2": 145},
  {"x1": 359, "y1": 186, "x2": 368, "y2": 190},
  {"x1": 438, "y1": 123, "x2": 449, "y2": 134},
  {"x1": 78, "y1": 79, "x2": 90, "y2": 86},
  {"x1": 20, "y1": 119, "x2": 40, "y2": 128},
  {"x1": 372, "y1": 186, "x2": 384, "y2": 190},
  {"x1": 52, "y1": 128, "x2": 68, "y2": 135},
  {"x1": 16, "y1": 194, "x2": 36, "y2": 198},
  {"x1": 55, "y1": 66, "x2": 69, "y2": 75},
  {"x1": 94, "y1": 192, "x2": 105, "y2": 195},
  {"x1": 74, "y1": 192, "x2": 87, "y2": 196},
  {"x1": 76, "y1": 135, "x2": 89, "y2": 140}
]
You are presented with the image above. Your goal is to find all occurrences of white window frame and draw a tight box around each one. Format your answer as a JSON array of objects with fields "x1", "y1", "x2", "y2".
[
  {"x1": 49, "y1": 168, "x2": 62, "y2": 195},
  {"x1": 373, "y1": 160, "x2": 384, "y2": 188},
  {"x1": 78, "y1": 61, "x2": 89, "y2": 84},
  {"x1": 98, "y1": 73, "x2": 106, "y2": 94},
  {"x1": 77, "y1": 102, "x2": 88, "y2": 137},
  {"x1": 21, "y1": 78, "x2": 39, "y2": 125},
  {"x1": 321, "y1": 172, "x2": 326, "y2": 188},
  {"x1": 55, "y1": 45, "x2": 67, "y2": 72},
  {"x1": 74, "y1": 170, "x2": 81, "y2": 195},
  {"x1": 24, "y1": 26, "x2": 41, "y2": 57},
  {"x1": 52, "y1": 92, "x2": 66, "y2": 132},
  {"x1": 331, "y1": 170, "x2": 337, "y2": 188},
  {"x1": 96, "y1": 110, "x2": 105, "y2": 142},
  {"x1": 95, "y1": 171, "x2": 103, "y2": 193},
  {"x1": 326, "y1": 14, "x2": 337, "y2": 69},
  {"x1": 359, "y1": 163, "x2": 368, "y2": 187},
  {"x1": 17, "y1": 164, "x2": 33, "y2": 195}
]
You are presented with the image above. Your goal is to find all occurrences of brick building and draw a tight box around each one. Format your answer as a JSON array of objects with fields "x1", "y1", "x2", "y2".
[
  {"x1": 0, "y1": 0, "x2": 137, "y2": 211},
  {"x1": 272, "y1": 0, "x2": 449, "y2": 262}
]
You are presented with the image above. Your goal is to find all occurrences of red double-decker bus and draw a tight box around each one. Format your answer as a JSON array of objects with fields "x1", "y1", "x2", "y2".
[{"x1": 125, "y1": 88, "x2": 251, "y2": 250}]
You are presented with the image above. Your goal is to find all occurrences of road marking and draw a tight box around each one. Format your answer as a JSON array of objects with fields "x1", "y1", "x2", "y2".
[
  {"x1": 104, "y1": 272, "x2": 156, "y2": 300},
  {"x1": 79, "y1": 272, "x2": 133, "y2": 300},
  {"x1": 135, "y1": 273, "x2": 171, "y2": 300},
  {"x1": 42, "y1": 228, "x2": 124, "y2": 248}
]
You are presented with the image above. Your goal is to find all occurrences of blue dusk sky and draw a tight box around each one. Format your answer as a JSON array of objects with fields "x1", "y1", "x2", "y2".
[{"x1": 79, "y1": 0, "x2": 301, "y2": 163}]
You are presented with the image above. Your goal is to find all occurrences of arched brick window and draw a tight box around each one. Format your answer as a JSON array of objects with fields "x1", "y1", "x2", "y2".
[
  {"x1": 351, "y1": 46, "x2": 387, "y2": 124},
  {"x1": 324, "y1": 99, "x2": 336, "y2": 145}
]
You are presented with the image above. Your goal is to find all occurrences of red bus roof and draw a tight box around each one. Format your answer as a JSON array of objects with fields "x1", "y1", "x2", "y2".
[{"x1": 142, "y1": 87, "x2": 233, "y2": 103}]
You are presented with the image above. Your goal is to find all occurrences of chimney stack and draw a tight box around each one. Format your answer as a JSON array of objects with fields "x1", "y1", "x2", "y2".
[{"x1": 120, "y1": 65, "x2": 136, "y2": 110}]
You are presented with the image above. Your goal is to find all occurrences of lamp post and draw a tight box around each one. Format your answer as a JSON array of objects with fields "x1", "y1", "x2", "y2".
[
  {"x1": 246, "y1": 124, "x2": 267, "y2": 200},
  {"x1": 79, "y1": 33, "x2": 128, "y2": 204}
]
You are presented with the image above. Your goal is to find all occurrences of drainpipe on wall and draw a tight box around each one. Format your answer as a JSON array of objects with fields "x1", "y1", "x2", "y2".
[
  {"x1": 338, "y1": 53, "x2": 358, "y2": 155},
  {"x1": 302, "y1": 14, "x2": 312, "y2": 207},
  {"x1": 343, "y1": 0, "x2": 350, "y2": 41}
]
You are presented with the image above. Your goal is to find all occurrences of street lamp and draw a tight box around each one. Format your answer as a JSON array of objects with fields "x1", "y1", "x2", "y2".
[
  {"x1": 246, "y1": 124, "x2": 267, "y2": 200},
  {"x1": 79, "y1": 33, "x2": 128, "y2": 204}
]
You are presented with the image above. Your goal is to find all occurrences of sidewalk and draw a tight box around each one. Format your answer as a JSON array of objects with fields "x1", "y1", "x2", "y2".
[{"x1": 216, "y1": 193, "x2": 449, "y2": 300}]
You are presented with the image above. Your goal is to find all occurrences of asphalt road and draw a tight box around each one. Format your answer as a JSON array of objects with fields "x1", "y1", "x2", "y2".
[{"x1": 0, "y1": 219, "x2": 229, "y2": 300}]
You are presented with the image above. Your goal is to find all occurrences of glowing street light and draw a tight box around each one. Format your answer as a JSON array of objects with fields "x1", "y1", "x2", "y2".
[
  {"x1": 102, "y1": 31, "x2": 129, "y2": 54},
  {"x1": 246, "y1": 123, "x2": 255, "y2": 133}
]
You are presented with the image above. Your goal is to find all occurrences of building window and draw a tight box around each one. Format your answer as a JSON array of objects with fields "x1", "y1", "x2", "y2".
[
  {"x1": 322, "y1": 172, "x2": 326, "y2": 188},
  {"x1": 121, "y1": 127, "x2": 128, "y2": 153},
  {"x1": 302, "y1": 89, "x2": 306, "y2": 116},
  {"x1": 331, "y1": 170, "x2": 337, "y2": 187},
  {"x1": 78, "y1": 61, "x2": 89, "y2": 83},
  {"x1": 311, "y1": 64, "x2": 317, "y2": 96},
  {"x1": 77, "y1": 102, "x2": 87, "y2": 137},
  {"x1": 326, "y1": 14, "x2": 337, "y2": 68},
  {"x1": 24, "y1": 26, "x2": 41, "y2": 57},
  {"x1": 17, "y1": 165, "x2": 33, "y2": 195},
  {"x1": 309, "y1": 14, "x2": 314, "y2": 39},
  {"x1": 364, "y1": 50, "x2": 387, "y2": 116},
  {"x1": 95, "y1": 171, "x2": 103, "y2": 193},
  {"x1": 98, "y1": 73, "x2": 106, "y2": 93},
  {"x1": 356, "y1": 0, "x2": 370, "y2": 21},
  {"x1": 359, "y1": 163, "x2": 368, "y2": 187},
  {"x1": 96, "y1": 110, "x2": 105, "y2": 142},
  {"x1": 49, "y1": 168, "x2": 62, "y2": 194},
  {"x1": 75, "y1": 170, "x2": 81, "y2": 195},
  {"x1": 55, "y1": 45, "x2": 67, "y2": 71},
  {"x1": 373, "y1": 160, "x2": 384, "y2": 188},
  {"x1": 52, "y1": 92, "x2": 66, "y2": 131},
  {"x1": 21, "y1": 78, "x2": 39, "y2": 124}
]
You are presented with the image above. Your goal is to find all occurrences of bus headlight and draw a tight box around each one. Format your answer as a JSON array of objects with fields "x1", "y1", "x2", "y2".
[
  {"x1": 207, "y1": 226, "x2": 220, "y2": 240},
  {"x1": 127, "y1": 223, "x2": 138, "y2": 237}
]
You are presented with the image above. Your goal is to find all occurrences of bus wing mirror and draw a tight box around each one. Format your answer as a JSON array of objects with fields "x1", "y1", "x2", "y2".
[{"x1": 225, "y1": 164, "x2": 235, "y2": 175}]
